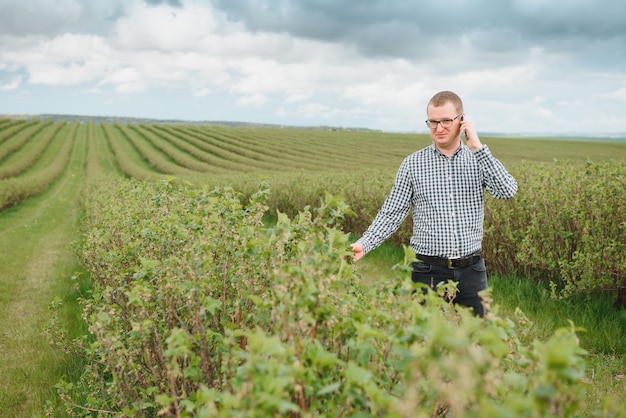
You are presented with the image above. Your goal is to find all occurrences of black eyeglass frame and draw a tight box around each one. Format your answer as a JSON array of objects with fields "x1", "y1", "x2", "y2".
[{"x1": 425, "y1": 114, "x2": 462, "y2": 129}]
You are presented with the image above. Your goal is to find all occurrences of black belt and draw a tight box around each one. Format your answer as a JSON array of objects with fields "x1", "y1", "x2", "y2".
[{"x1": 415, "y1": 251, "x2": 482, "y2": 269}]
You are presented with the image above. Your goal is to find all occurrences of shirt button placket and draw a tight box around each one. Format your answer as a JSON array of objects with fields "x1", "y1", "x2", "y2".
[
  {"x1": 447, "y1": 159, "x2": 456, "y2": 256},
  {"x1": 449, "y1": 158, "x2": 460, "y2": 258}
]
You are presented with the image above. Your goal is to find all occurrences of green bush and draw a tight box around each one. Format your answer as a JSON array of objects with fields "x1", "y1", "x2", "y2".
[
  {"x1": 225, "y1": 169, "x2": 412, "y2": 247},
  {"x1": 52, "y1": 179, "x2": 625, "y2": 417},
  {"x1": 230, "y1": 159, "x2": 626, "y2": 305},
  {"x1": 484, "y1": 160, "x2": 626, "y2": 304}
]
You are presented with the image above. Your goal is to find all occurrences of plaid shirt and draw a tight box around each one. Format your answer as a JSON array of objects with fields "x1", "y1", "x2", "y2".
[{"x1": 358, "y1": 143, "x2": 517, "y2": 258}]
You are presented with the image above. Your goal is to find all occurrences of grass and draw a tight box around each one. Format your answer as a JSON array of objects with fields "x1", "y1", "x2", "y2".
[
  {"x1": 0, "y1": 137, "x2": 87, "y2": 417},
  {"x1": 483, "y1": 136, "x2": 626, "y2": 167},
  {"x1": 490, "y1": 276, "x2": 626, "y2": 352},
  {"x1": 354, "y1": 242, "x2": 626, "y2": 408},
  {"x1": 489, "y1": 274, "x2": 626, "y2": 409}
]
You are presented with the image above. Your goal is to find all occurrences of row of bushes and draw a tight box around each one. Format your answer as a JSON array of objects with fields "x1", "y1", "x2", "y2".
[
  {"x1": 227, "y1": 159, "x2": 625, "y2": 306},
  {"x1": 0, "y1": 122, "x2": 77, "y2": 211},
  {"x1": 53, "y1": 179, "x2": 624, "y2": 416},
  {"x1": 483, "y1": 160, "x2": 625, "y2": 304}
]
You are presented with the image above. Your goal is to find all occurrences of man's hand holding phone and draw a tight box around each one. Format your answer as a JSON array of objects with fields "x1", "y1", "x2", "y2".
[{"x1": 460, "y1": 115, "x2": 483, "y2": 151}]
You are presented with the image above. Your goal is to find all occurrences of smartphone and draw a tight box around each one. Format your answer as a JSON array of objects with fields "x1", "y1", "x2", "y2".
[{"x1": 460, "y1": 115, "x2": 467, "y2": 140}]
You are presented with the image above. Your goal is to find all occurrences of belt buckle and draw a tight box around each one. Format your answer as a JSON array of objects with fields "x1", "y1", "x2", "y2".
[{"x1": 447, "y1": 258, "x2": 459, "y2": 269}]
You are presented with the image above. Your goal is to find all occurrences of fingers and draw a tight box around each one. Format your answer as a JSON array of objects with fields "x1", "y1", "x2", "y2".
[
  {"x1": 350, "y1": 243, "x2": 364, "y2": 262},
  {"x1": 460, "y1": 119, "x2": 474, "y2": 137},
  {"x1": 460, "y1": 120, "x2": 482, "y2": 150}
]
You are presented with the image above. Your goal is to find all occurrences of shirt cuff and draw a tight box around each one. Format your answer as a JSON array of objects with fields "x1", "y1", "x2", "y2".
[
  {"x1": 473, "y1": 144, "x2": 491, "y2": 161},
  {"x1": 356, "y1": 238, "x2": 373, "y2": 255}
]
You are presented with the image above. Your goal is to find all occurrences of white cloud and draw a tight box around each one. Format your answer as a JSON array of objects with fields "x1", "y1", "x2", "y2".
[
  {"x1": 607, "y1": 86, "x2": 626, "y2": 102},
  {"x1": 111, "y1": 2, "x2": 222, "y2": 52},
  {"x1": 0, "y1": 0, "x2": 625, "y2": 134},
  {"x1": 236, "y1": 93, "x2": 267, "y2": 108},
  {"x1": 537, "y1": 107, "x2": 553, "y2": 119},
  {"x1": 1, "y1": 76, "x2": 22, "y2": 91},
  {"x1": 1, "y1": 33, "x2": 113, "y2": 85},
  {"x1": 285, "y1": 93, "x2": 310, "y2": 103},
  {"x1": 101, "y1": 67, "x2": 145, "y2": 93},
  {"x1": 192, "y1": 87, "x2": 211, "y2": 98}
]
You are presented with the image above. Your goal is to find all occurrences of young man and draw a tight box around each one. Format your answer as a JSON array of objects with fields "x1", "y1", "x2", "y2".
[{"x1": 351, "y1": 91, "x2": 517, "y2": 316}]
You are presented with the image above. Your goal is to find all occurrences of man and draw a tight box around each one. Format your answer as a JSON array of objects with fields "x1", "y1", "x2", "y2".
[{"x1": 351, "y1": 91, "x2": 517, "y2": 316}]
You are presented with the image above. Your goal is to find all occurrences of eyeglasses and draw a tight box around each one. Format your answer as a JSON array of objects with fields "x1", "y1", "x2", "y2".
[{"x1": 425, "y1": 114, "x2": 462, "y2": 129}]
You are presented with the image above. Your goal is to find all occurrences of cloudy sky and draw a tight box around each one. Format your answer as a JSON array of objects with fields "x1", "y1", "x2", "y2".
[{"x1": 1, "y1": 0, "x2": 626, "y2": 135}]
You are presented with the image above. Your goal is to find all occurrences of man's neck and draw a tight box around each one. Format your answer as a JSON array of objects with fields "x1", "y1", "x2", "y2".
[{"x1": 435, "y1": 139, "x2": 461, "y2": 158}]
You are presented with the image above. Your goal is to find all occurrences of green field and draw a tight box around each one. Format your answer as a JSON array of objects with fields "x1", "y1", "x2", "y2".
[{"x1": 0, "y1": 118, "x2": 625, "y2": 416}]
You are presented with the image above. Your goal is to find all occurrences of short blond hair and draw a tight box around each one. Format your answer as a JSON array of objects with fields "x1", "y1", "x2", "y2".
[{"x1": 427, "y1": 91, "x2": 464, "y2": 114}]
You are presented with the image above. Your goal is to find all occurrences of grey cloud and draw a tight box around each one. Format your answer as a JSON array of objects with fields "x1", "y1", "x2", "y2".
[
  {"x1": 0, "y1": 1, "x2": 80, "y2": 36},
  {"x1": 0, "y1": 1, "x2": 184, "y2": 38},
  {"x1": 144, "y1": 0, "x2": 183, "y2": 7},
  {"x1": 0, "y1": 1, "x2": 127, "y2": 37},
  {"x1": 211, "y1": 0, "x2": 626, "y2": 63}
]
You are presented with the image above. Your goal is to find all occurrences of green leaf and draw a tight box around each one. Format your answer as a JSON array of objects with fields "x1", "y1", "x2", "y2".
[
  {"x1": 345, "y1": 362, "x2": 372, "y2": 386},
  {"x1": 317, "y1": 382, "x2": 341, "y2": 396}
]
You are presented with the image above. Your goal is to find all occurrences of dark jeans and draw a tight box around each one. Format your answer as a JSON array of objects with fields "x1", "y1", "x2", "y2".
[{"x1": 411, "y1": 258, "x2": 488, "y2": 317}]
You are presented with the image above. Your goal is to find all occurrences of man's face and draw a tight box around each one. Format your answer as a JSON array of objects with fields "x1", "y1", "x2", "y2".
[{"x1": 427, "y1": 102, "x2": 462, "y2": 149}]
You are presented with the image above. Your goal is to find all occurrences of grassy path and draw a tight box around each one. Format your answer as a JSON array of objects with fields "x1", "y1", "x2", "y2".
[{"x1": 0, "y1": 133, "x2": 87, "y2": 416}]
